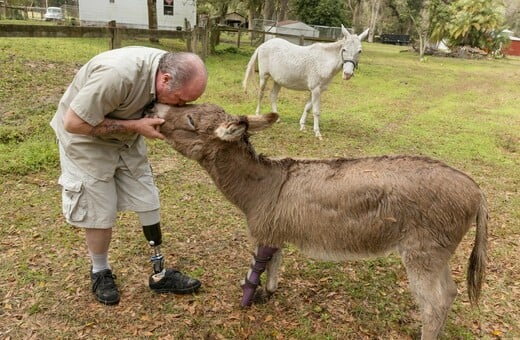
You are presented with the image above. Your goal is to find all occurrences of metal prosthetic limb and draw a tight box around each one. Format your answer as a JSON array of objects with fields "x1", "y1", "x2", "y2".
[
  {"x1": 241, "y1": 245, "x2": 278, "y2": 307},
  {"x1": 142, "y1": 223, "x2": 165, "y2": 280}
]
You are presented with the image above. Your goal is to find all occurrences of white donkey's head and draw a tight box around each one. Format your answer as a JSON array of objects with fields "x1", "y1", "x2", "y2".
[{"x1": 340, "y1": 25, "x2": 369, "y2": 80}]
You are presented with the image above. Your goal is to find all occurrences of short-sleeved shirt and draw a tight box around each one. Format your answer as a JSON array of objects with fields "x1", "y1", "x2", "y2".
[{"x1": 50, "y1": 46, "x2": 167, "y2": 181}]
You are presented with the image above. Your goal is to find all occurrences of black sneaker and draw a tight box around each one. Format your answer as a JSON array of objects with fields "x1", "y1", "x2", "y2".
[
  {"x1": 90, "y1": 269, "x2": 120, "y2": 305},
  {"x1": 149, "y1": 269, "x2": 201, "y2": 294}
]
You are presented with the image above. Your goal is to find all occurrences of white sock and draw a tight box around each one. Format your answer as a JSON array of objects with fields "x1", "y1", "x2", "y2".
[{"x1": 89, "y1": 251, "x2": 111, "y2": 273}]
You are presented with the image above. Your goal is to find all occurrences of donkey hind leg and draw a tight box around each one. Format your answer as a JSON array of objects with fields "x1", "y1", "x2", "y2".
[
  {"x1": 270, "y1": 82, "x2": 281, "y2": 114},
  {"x1": 265, "y1": 248, "x2": 283, "y2": 295},
  {"x1": 299, "y1": 94, "x2": 313, "y2": 131},
  {"x1": 310, "y1": 88, "x2": 322, "y2": 139},
  {"x1": 403, "y1": 255, "x2": 458, "y2": 340},
  {"x1": 240, "y1": 245, "x2": 278, "y2": 307},
  {"x1": 256, "y1": 75, "x2": 269, "y2": 115}
]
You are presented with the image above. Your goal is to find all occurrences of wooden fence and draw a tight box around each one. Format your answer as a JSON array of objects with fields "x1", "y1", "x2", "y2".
[{"x1": 0, "y1": 23, "x2": 335, "y2": 58}]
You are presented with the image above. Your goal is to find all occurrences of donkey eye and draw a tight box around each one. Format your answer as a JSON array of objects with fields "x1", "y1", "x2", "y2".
[{"x1": 186, "y1": 115, "x2": 196, "y2": 130}]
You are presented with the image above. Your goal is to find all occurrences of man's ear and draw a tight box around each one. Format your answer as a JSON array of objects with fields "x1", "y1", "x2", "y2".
[{"x1": 160, "y1": 72, "x2": 172, "y2": 85}]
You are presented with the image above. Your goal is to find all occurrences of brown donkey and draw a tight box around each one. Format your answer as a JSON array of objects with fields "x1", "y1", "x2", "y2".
[{"x1": 150, "y1": 103, "x2": 488, "y2": 340}]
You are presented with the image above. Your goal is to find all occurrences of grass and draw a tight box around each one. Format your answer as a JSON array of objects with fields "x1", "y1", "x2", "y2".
[{"x1": 0, "y1": 33, "x2": 519, "y2": 339}]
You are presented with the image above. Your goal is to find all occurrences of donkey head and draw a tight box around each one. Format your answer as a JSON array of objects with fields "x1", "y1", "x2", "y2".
[
  {"x1": 149, "y1": 103, "x2": 278, "y2": 161},
  {"x1": 340, "y1": 25, "x2": 369, "y2": 80}
]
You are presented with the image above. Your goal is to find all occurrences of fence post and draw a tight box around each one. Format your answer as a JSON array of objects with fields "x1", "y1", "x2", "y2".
[
  {"x1": 108, "y1": 20, "x2": 121, "y2": 49},
  {"x1": 299, "y1": 34, "x2": 305, "y2": 46},
  {"x1": 237, "y1": 27, "x2": 241, "y2": 49}
]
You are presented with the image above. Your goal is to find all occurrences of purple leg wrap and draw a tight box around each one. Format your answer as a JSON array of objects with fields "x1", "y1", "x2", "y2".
[{"x1": 241, "y1": 245, "x2": 278, "y2": 307}]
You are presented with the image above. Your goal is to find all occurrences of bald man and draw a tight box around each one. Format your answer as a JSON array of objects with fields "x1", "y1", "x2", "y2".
[{"x1": 51, "y1": 47, "x2": 208, "y2": 305}]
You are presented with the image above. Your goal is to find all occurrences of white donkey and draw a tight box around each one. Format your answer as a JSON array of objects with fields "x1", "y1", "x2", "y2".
[{"x1": 243, "y1": 25, "x2": 369, "y2": 139}]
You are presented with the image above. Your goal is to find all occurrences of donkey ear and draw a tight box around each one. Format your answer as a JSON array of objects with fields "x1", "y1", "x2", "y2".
[
  {"x1": 215, "y1": 121, "x2": 247, "y2": 141},
  {"x1": 341, "y1": 24, "x2": 351, "y2": 37},
  {"x1": 247, "y1": 113, "x2": 279, "y2": 132},
  {"x1": 358, "y1": 28, "x2": 369, "y2": 41}
]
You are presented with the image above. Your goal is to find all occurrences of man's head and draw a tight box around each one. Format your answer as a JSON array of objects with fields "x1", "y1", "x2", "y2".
[{"x1": 155, "y1": 52, "x2": 208, "y2": 106}]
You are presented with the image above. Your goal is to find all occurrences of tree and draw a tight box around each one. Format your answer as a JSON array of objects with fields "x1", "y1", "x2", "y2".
[
  {"x1": 430, "y1": 0, "x2": 508, "y2": 52},
  {"x1": 368, "y1": 0, "x2": 382, "y2": 42},
  {"x1": 346, "y1": 0, "x2": 364, "y2": 33},
  {"x1": 293, "y1": 0, "x2": 348, "y2": 26},
  {"x1": 504, "y1": 0, "x2": 520, "y2": 34},
  {"x1": 395, "y1": 0, "x2": 430, "y2": 60},
  {"x1": 147, "y1": 0, "x2": 159, "y2": 43}
]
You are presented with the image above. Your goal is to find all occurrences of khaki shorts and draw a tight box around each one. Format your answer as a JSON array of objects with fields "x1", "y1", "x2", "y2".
[{"x1": 58, "y1": 144, "x2": 160, "y2": 229}]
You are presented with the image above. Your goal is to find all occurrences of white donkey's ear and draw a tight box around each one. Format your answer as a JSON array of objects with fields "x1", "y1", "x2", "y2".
[
  {"x1": 341, "y1": 24, "x2": 351, "y2": 37},
  {"x1": 215, "y1": 121, "x2": 247, "y2": 141},
  {"x1": 247, "y1": 113, "x2": 279, "y2": 132},
  {"x1": 358, "y1": 28, "x2": 369, "y2": 41}
]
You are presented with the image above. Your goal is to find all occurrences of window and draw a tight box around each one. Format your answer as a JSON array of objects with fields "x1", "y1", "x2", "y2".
[{"x1": 164, "y1": 0, "x2": 173, "y2": 15}]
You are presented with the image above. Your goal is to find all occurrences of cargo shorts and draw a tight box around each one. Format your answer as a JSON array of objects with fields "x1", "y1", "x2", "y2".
[{"x1": 57, "y1": 144, "x2": 160, "y2": 229}]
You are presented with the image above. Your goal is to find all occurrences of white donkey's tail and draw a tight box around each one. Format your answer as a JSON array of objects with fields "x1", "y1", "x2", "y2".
[{"x1": 243, "y1": 48, "x2": 259, "y2": 92}]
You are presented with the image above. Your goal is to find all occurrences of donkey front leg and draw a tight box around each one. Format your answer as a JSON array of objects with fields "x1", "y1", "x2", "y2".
[{"x1": 240, "y1": 245, "x2": 278, "y2": 307}]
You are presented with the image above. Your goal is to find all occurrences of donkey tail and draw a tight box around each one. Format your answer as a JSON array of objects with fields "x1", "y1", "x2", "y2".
[
  {"x1": 467, "y1": 192, "x2": 488, "y2": 306},
  {"x1": 243, "y1": 47, "x2": 259, "y2": 92}
]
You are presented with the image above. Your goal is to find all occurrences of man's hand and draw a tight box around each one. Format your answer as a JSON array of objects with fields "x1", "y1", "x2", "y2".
[{"x1": 133, "y1": 117, "x2": 165, "y2": 140}]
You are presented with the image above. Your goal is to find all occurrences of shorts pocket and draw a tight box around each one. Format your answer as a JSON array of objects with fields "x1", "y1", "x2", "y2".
[{"x1": 58, "y1": 174, "x2": 87, "y2": 222}]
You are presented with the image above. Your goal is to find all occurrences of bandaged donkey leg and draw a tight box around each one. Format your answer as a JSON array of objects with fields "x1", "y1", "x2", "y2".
[{"x1": 241, "y1": 245, "x2": 278, "y2": 307}]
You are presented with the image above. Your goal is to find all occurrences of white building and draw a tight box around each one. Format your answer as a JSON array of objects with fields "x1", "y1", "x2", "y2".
[{"x1": 79, "y1": 0, "x2": 196, "y2": 30}]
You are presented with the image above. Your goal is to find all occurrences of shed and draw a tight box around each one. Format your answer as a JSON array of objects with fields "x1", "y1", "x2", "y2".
[
  {"x1": 505, "y1": 36, "x2": 520, "y2": 56},
  {"x1": 224, "y1": 11, "x2": 246, "y2": 27},
  {"x1": 78, "y1": 0, "x2": 196, "y2": 30},
  {"x1": 264, "y1": 20, "x2": 319, "y2": 46}
]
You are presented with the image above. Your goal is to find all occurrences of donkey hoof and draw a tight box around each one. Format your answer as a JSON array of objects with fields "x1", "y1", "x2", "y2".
[
  {"x1": 252, "y1": 288, "x2": 271, "y2": 304},
  {"x1": 240, "y1": 287, "x2": 271, "y2": 308}
]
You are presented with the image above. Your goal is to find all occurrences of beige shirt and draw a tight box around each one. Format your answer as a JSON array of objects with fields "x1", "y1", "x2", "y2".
[{"x1": 51, "y1": 46, "x2": 166, "y2": 181}]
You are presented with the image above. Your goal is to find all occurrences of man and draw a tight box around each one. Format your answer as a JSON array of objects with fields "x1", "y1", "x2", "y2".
[{"x1": 50, "y1": 46, "x2": 208, "y2": 305}]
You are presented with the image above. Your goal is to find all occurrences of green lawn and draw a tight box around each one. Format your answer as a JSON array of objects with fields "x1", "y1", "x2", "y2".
[{"x1": 1, "y1": 35, "x2": 519, "y2": 339}]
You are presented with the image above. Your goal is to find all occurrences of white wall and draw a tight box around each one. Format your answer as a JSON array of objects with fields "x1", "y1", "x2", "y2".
[{"x1": 79, "y1": 0, "x2": 196, "y2": 30}]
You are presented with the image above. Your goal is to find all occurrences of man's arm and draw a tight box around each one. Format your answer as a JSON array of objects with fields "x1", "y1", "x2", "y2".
[{"x1": 63, "y1": 108, "x2": 165, "y2": 140}]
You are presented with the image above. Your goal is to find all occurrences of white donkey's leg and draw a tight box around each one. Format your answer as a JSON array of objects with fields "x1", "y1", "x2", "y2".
[
  {"x1": 265, "y1": 248, "x2": 283, "y2": 295},
  {"x1": 299, "y1": 94, "x2": 313, "y2": 131},
  {"x1": 311, "y1": 88, "x2": 322, "y2": 139},
  {"x1": 256, "y1": 76, "x2": 268, "y2": 115},
  {"x1": 270, "y1": 82, "x2": 281, "y2": 113}
]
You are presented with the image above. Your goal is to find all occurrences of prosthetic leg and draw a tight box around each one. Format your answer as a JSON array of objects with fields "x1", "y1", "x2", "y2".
[
  {"x1": 142, "y1": 222, "x2": 166, "y2": 281},
  {"x1": 241, "y1": 245, "x2": 278, "y2": 307},
  {"x1": 142, "y1": 222, "x2": 202, "y2": 294}
]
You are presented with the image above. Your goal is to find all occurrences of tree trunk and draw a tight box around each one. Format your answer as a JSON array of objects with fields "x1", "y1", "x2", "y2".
[
  {"x1": 278, "y1": 0, "x2": 289, "y2": 22},
  {"x1": 368, "y1": 0, "x2": 380, "y2": 42},
  {"x1": 147, "y1": 0, "x2": 159, "y2": 43},
  {"x1": 263, "y1": 0, "x2": 276, "y2": 21},
  {"x1": 351, "y1": 0, "x2": 364, "y2": 34},
  {"x1": 247, "y1": 0, "x2": 262, "y2": 41}
]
